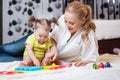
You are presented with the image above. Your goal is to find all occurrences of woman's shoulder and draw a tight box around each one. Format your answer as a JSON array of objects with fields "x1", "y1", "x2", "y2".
[
  {"x1": 52, "y1": 15, "x2": 67, "y2": 33},
  {"x1": 58, "y1": 15, "x2": 65, "y2": 28},
  {"x1": 89, "y1": 30, "x2": 95, "y2": 35},
  {"x1": 88, "y1": 30, "x2": 96, "y2": 39}
]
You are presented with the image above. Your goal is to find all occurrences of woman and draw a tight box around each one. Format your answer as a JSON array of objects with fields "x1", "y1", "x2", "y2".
[{"x1": 44, "y1": 1, "x2": 99, "y2": 66}]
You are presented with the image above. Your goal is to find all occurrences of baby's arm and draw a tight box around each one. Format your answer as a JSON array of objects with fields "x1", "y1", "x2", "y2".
[{"x1": 26, "y1": 44, "x2": 40, "y2": 66}]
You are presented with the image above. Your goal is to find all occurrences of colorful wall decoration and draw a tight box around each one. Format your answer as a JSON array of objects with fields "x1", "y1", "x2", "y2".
[{"x1": 2, "y1": 0, "x2": 120, "y2": 44}]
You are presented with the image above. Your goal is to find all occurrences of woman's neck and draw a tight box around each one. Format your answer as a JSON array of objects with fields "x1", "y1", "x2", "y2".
[
  {"x1": 67, "y1": 32, "x2": 76, "y2": 42},
  {"x1": 71, "y1": 32, "x2": 76, "y2": 37}
]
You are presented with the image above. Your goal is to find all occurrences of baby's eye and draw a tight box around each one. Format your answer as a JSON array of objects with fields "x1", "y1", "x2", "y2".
[
  {"x1": 44, "y1": 36, "x2": 48, "y2": 38},
  {"x1": 39, "y1": 35, "x2": 42, "y2": 37}
]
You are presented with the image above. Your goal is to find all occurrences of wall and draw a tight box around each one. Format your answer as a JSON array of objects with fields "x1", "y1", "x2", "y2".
[
  {"x1": 2, "y1": 0, "x2": 120, "y2": 44},
  {"x1": 2, "y1": 0, "x2": 63, "y2": 44}
]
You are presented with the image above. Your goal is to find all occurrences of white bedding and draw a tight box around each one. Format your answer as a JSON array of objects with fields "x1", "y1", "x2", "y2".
[
  {"x1": 0, "y1": 54, "x2": 120, "y2": 80},
  {"x1": 94, "y1": 20, "x2": 120, "y2": 40}
]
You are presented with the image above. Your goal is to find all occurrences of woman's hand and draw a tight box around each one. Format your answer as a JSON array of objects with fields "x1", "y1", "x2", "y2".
[{"x1": 74, "y1": 60, "x2": 93, "y2": 67}]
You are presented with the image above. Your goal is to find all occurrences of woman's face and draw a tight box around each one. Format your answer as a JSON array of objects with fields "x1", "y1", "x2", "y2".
[{"x1": 64, "y1": 12, "x2": 85, "y2": 34}]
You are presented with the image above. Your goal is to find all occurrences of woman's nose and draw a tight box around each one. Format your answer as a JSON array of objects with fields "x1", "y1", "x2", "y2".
[{"x1": 66, "y1": 23, "x2": 70, "y2": 27}]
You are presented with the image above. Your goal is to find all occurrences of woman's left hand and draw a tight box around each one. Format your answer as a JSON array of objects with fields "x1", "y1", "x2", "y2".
[{"x1": 74, "y1": 61, "x2": 89, "y2": 67}]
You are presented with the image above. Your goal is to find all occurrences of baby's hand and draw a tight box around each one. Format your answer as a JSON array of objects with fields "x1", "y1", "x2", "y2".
[{"x1": 33, "y1": 59, "x2": 40, "y2": 66}]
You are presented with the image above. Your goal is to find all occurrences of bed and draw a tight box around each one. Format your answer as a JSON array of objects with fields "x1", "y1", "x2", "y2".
[{"x1": 0, "y1": 53, "x2": 120, "y2": 80}]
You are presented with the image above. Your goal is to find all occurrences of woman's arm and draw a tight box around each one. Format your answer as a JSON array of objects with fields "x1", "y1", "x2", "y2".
[
  {"x1": 51, "y1": 38, "x2": 58, "y2": 59},
  {"x1": 74, "y1": 31, "x2": 99, "y2": 66},
  {"x1": 50, "y1": 38, "x2": 58, "y2": 61}
]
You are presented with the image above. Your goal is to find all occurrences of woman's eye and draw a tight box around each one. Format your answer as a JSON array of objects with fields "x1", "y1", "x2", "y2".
[
  {"x1": 70, "y1": 22, "x2": 74, "y2": 25},
  {"x1": 65, "y1": 20, "x2": 67, "y2": 23},
  {"x1": 65, "y1": 20, "x2": 74, "y2": 25}
]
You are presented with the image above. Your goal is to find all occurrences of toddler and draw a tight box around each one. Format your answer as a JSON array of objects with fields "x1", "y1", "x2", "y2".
[{"x1": 19, "y1": 16, "x2": 58, "y2": 66}]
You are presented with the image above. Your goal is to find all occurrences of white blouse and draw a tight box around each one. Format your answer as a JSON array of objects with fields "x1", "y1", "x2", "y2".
[{"x1": 50, "y1": 15, "x2": 99, "y2": 62}]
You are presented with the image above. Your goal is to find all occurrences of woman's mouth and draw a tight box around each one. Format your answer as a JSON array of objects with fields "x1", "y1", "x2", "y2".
[{"x1": 68, "y1": 28, "x2": 73, "y2": 31}]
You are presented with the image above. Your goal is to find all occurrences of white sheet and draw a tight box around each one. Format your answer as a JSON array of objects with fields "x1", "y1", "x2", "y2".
[
  {"x1": 1, "y1": 66, "x2": 120, "y2": 80},
  {"x1": 0, "y1": 54, "x2": 120, "y2": 80}
]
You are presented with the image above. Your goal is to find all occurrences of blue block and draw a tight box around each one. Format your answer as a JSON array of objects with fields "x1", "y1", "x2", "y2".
[{"x1": 15, "y1": 66, "x2": 44, "y2": 71}]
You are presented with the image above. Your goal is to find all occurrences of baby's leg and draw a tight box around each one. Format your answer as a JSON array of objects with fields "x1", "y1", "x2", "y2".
[{"x1": 19, "y1": 56, "x2": 33, "y2": 67}]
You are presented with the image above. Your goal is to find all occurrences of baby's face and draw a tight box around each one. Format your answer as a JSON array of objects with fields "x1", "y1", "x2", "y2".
[{"x1": 35, "y1": 27, "x2": 49, "y2": 44}]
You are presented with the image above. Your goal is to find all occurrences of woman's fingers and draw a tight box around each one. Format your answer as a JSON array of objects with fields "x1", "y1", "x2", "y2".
[{"x1": 74, "y1": 61, "x2": 87, "y2": 67}]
